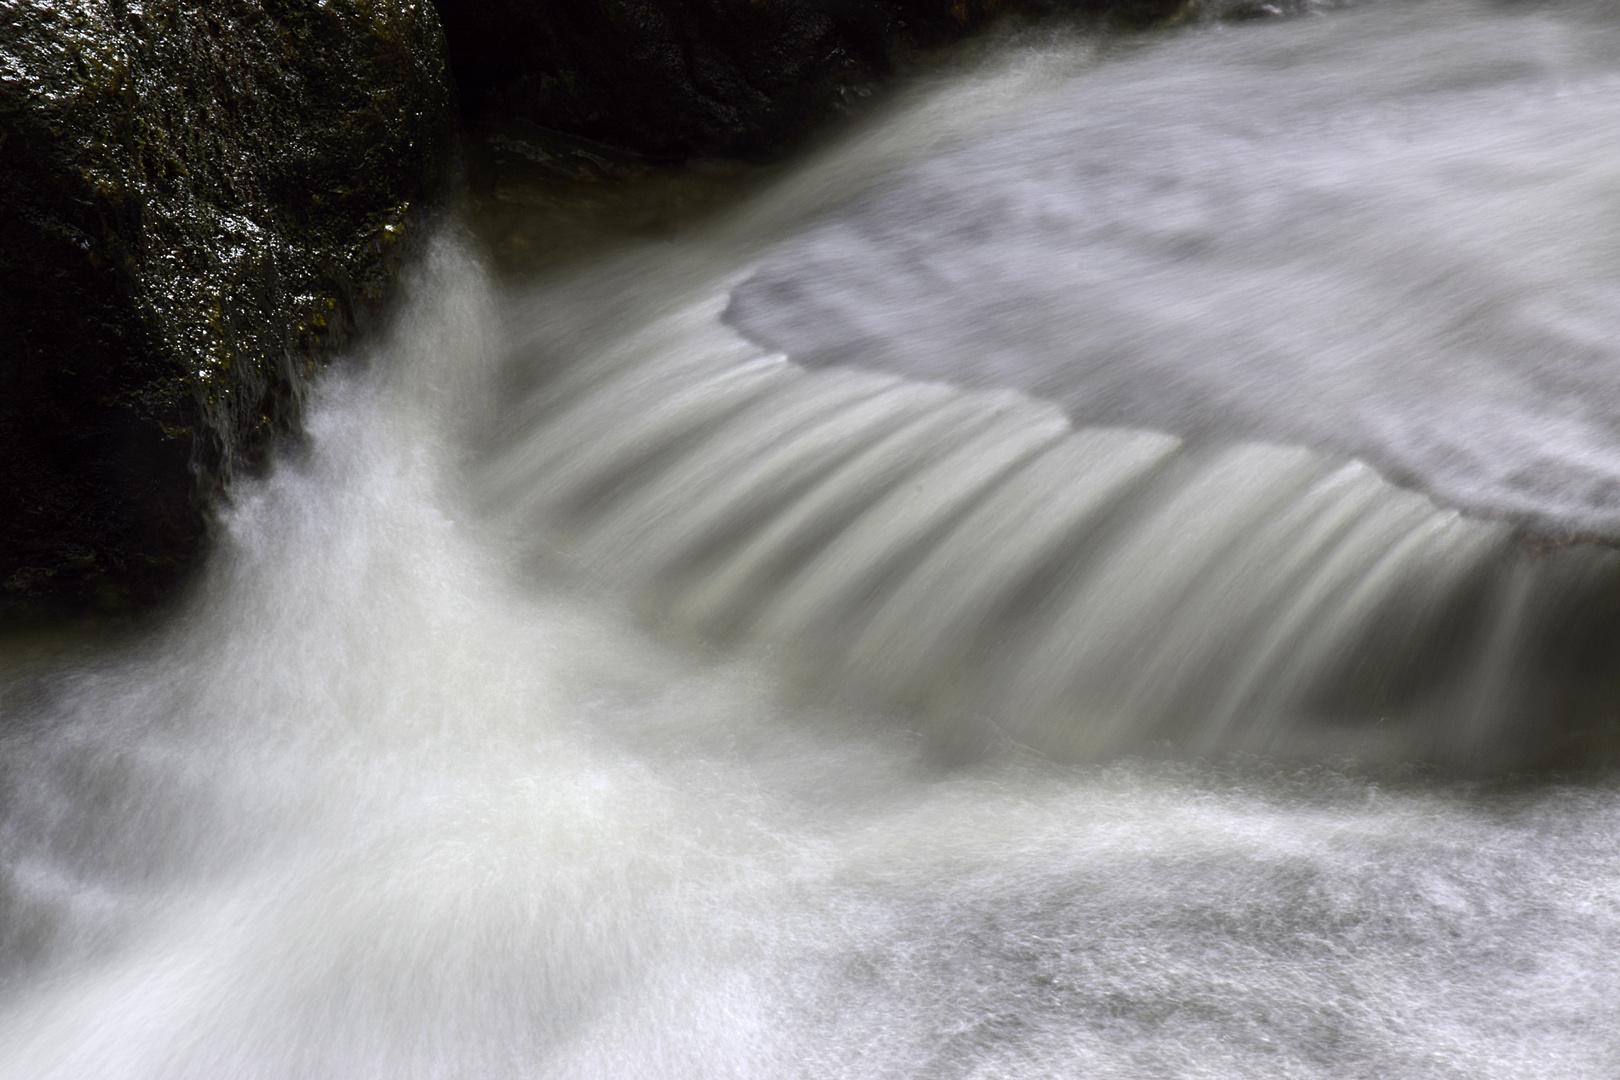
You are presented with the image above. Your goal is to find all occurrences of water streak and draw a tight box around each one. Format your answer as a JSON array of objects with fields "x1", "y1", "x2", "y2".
[{"x1": 6, "y1": 1, "x2": 1620, "y2": 1075}]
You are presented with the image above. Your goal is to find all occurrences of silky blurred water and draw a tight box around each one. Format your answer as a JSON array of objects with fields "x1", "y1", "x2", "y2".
[{"x1": 5, "y1": 1, "x2": 1620, "y2": 1076}]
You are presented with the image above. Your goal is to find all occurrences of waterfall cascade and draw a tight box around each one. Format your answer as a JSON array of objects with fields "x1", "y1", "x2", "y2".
[{"x1": 5, "y1": 1, "x2": 1620, "y2": 1076}]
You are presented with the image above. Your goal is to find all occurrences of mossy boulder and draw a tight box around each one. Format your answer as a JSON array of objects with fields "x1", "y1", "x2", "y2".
[{"x1": 0, "y1": 0, "x2": 454, "y2": 620}]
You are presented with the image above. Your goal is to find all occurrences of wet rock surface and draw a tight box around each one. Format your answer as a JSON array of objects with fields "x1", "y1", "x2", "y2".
[
  {"x1": 0, "y1": 0, "x2": 453, "y2": 619},
  {"x1": 435, "y1": 0, "x2": 1189, "y2": 162}
]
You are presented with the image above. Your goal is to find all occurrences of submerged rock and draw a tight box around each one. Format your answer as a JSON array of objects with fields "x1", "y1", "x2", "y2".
[
  {"x1": 0, "y1": 0, "x2": 454, "y2": 619},
  {"x1": 724, "y1": 0, "x2": 1620, "y2": 540}
]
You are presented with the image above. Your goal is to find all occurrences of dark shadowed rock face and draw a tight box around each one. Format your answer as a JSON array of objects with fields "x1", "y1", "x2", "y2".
[
  {"x1": 434, "y1": 0, "x2": 1188, "y2": 161},
  {"x1": 0, "y1": 0, "x2": 453, "y2": 619}
]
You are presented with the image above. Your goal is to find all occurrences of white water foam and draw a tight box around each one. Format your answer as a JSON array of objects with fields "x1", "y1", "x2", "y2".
[
  {"x1": 6, "y1": 1, "x2": 1620, "y2": 1075},
  {"x1": 730, "y1": 0, "x2": 1620, "y2": 536}
]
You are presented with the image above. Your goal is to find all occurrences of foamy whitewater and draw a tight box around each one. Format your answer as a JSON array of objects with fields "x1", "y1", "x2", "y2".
[{"x1": 6, "y1": 0, "x2": 1620, "y2": 1075}]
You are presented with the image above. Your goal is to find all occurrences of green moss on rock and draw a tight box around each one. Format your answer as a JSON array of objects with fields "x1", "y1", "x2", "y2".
[{"x1": 0, "y1": 0, "x2": 454, "y2": 619}]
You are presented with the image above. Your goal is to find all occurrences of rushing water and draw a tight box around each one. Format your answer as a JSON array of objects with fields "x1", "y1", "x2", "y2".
[{"x1": 6, "y1": 0, "x2": 1620, "y2": 1075}]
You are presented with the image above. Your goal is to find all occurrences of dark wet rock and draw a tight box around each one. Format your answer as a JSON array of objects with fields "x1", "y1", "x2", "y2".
[
  {"x1": 0, "y1": 0, "x2": 454, "y2": 619},
  {"x1": 434, "y1": 0, "x2": 1188, "y2": 162}
]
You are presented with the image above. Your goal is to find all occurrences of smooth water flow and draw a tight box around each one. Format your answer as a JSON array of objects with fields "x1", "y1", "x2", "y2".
[{"x1": 6, "y1": 1, "x2": 1620, "y2": 1075}]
